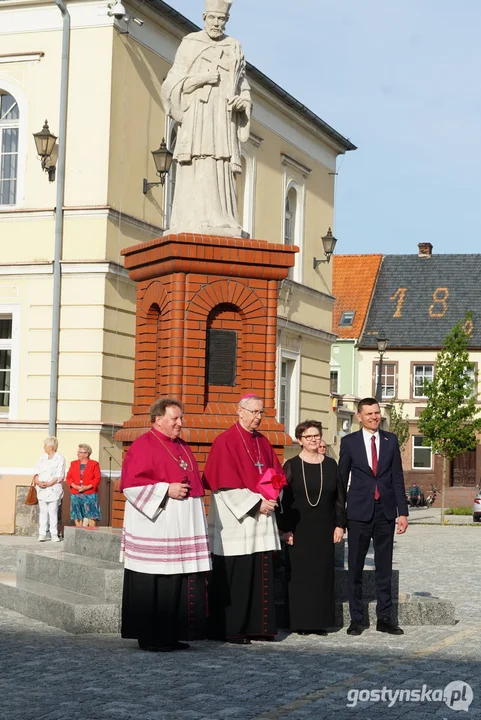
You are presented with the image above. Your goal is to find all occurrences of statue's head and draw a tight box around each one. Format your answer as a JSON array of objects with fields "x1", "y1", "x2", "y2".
[{"x1": 203, "y1": 0, "x2": 231, "y2": 39}]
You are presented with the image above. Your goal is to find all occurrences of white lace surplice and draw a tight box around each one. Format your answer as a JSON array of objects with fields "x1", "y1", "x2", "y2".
[
  {"x1": 208, "y1": 488, "x2": 281, "y2": 557},
  {"x1": 120, "y1": 483, "x2": 211, "y2": 575}
]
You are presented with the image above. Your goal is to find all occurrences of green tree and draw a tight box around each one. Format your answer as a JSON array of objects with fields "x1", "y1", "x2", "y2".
[
  {"x1": 388, "y1": 403, "x2": 410, "y2": 454},
  {"x1": 418, "y1": 313, "x2": 481, "y2": 524}
]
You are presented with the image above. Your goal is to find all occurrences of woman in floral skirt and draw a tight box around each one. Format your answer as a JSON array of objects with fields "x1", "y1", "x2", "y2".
[{"x1": 66, "y1": 444, "x2": 102, "y2": 527}]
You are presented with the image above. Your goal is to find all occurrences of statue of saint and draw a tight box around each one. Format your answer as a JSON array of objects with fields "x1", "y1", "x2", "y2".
[{"x1": 161, "y1": 0, "x2": 252, "y2": 237}]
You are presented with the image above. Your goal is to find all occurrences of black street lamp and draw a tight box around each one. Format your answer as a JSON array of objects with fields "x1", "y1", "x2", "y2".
[
  {"x1": 143, "y1": 139, "x2": 174, "y2": 194},
  {"x1": 375, "y1": 334, "x2": 389, "y2": 403},
  {"x1": 33, "y1": 120, "x2": 57, "y2": 182},
  {"x1": 313, "y1": 227, "x2": 338, "y2": 268}
]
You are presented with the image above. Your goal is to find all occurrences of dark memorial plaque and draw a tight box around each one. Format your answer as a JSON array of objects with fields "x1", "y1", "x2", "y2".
[{"x1": 207, "y1": 330, "x2": 237, "y2": 386}]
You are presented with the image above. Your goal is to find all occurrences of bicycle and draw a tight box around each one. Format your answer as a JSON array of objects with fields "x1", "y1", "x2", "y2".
[{"x1": 424, "y1": 484, "x2": 440, "y2": 508}]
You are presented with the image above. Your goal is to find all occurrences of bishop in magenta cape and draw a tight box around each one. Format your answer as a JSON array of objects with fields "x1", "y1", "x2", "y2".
[
  {"x1": 120, "y1": 426, "x2": 211, "y2": 650},
  {"x1": 203, "y1": 421, "x2": 283, "y2": 641}
]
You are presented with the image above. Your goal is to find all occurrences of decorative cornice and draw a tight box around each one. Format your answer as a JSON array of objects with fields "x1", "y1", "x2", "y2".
[
  {"x1": 61, "y1": 261, "x2": 130, "y2": 279},
  {"x1": 0, "y1": 206, "x2": 163, "y2": 236},
  {"x1": 281, "y1": 153, "x2": 312, "y2": 178},
  {"x1": 64, "y1": 206, "x2": 164, "y2": 235},
  {"x1": 0, "y1": 208, "x2": 54, "y2": 221},
  {"x1": 249, "y1": 132, "x2": 263, "y2": 148},
  {"x1": 0, "y1": 262, "x2": 52, "y2": 275},
  {"x1": 277, "y1": 317, "x2": 337, "y2": 344},
  {"x1": 290, "y1": 279, "x2": 335, "y2": 304},
  {"x1": 0, "y1": 51, "x2": 44, "y2": 64},
  {"x1": 122, "y1": 232, "x2": 297, "y2": 283},
  {"x1": 0, "y1": 261, "x2": 131, "y2": 279}
]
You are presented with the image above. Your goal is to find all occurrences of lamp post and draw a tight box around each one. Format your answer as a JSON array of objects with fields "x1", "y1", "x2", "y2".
[
  {"x1": 143, "y1": 139, "x2": 174, "y2": 194},
  {"x1": 313, "y1": 227, "x2": 338, "y2": 268},
  {"x1": 33, "y1": 120, "x2": 57, "y2": 181},
  {"x1": 375, "y1": 335, "x2": 389, "y2": 404}
]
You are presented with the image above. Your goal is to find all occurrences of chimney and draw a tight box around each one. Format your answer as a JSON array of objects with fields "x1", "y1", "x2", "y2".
[{"x1": 418, "y1": 242, "x2": 433, "y2": 257}]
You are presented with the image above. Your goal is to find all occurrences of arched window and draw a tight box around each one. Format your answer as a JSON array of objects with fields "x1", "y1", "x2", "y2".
[
  {"x1": 165, "y1": 122, "x2": 178, "y2": 228},
  {"x1": 284, "y1": 186, "x2": 297, "y2": 245},
  {"x1": 0, "y1": 91, "x2": 19, "y2": 206}
]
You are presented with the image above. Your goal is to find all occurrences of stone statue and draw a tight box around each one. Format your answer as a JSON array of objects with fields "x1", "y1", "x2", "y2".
[{"x1": 161, "y1": 0, "x2": 252, "y2": 237}]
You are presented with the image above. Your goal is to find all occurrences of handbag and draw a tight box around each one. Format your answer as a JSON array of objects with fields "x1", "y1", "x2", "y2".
[{"x1": 24, "y1": 478, "x2": 38, "y2": 506}]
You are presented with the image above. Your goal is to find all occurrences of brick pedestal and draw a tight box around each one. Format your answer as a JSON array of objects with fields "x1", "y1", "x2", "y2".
[{"x1": 112, "y1": 232, "x2": 297, "y2": 527}]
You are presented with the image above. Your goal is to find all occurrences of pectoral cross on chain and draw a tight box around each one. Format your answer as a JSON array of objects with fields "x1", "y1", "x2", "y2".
[
  {"x1": 199, "y1": 47, "x2": 230, "y2": 103},
  {"x1": 255, "y1": 460, "x2": 264, "y2": 475}
]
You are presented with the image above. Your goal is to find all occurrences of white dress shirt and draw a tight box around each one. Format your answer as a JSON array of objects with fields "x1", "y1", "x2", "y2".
[{"x1": 362, "y1": 429, "x2": 380, "y2": 471}]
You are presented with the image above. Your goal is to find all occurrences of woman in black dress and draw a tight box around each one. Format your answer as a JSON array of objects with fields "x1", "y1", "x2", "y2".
[{"x1": 280, "y1": 421, "x2": 346, "y2": 635}]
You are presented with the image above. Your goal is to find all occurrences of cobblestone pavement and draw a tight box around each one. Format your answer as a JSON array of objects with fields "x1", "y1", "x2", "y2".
[{"x1": 1, "y1": 524, "x2": 480, "y2": 720}]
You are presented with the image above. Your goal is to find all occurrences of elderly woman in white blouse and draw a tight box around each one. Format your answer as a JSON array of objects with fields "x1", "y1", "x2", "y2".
[{"x1": 33, "y1": 436, "x2": 66, "y2": 542}]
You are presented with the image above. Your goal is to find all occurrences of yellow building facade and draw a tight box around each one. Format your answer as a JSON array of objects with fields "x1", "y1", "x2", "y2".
[{"x1": 0, "y1": 0, "x2": 354, "y2": 532}]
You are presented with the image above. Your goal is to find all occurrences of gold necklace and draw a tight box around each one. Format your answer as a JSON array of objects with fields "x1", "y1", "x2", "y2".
[
  {"x1": 149, "y1": 430, "x2": 193, "y2": 472},
  {"x1": 235, "y1": 423, "x2": 264, "y2": 474},
  {"x1": 300, "y1": 455, "x2": 323, "y2": 507}
]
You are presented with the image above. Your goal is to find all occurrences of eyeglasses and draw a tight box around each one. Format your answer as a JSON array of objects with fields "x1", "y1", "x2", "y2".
[
  {"x1": 301, "y1": 434, "x2": 321, "y2": 440},
  {"x1": 241, "y1": 408, "x2": 265, "y2": 417}
]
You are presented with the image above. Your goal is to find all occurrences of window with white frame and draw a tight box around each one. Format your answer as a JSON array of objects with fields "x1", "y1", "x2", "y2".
[
  {"x1": 284, "y1": 186, "x2": 298, "y2": 281},
  {"x1": 375, "y1": 363, "x2": 396, "y2": 399},
  {"x1": 277, "y1": 345, "x2": 300, "y2": 437},
  {"x1": 0, "y1": 91, "x2": 19, "y2": 206},
  {"x1": 282, "y1": 154, "x2": 309, "y2": 284},
  {"x1": 330, "y1": 370, "x2": 339, "y2": 394},
  {"x1": 0, "y1": 315, "x2": 13, "y2": 413},
  {"x1": 164, "y1": 121, "x2": 178, "y2": 228},
  {"x1": 284, "y1": 187, "x2": 297, "y2": 246},
  {"x1": 413, "y1": 364, "x2": 434, "y2": 398},
  {"x1": 412, "y1": 435, "x2": 432, "y2": 469},
  {"x1": 279, "y1": 359, "x2": 292, "y2": 429}
]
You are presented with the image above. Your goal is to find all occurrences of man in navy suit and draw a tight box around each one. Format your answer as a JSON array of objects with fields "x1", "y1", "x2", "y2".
[{"x1": 339, "y1": 398, "x2": 408, "y2": 636}]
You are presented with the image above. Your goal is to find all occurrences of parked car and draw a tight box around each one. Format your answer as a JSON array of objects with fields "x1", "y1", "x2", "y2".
[{"x1": 473, "y1": 490, "x2": 481, "y2": 523}]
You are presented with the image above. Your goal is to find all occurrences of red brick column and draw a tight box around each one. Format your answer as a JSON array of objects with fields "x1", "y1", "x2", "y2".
[{"x1": 112, "y1": 233, "x2": 297, "y2": 527}]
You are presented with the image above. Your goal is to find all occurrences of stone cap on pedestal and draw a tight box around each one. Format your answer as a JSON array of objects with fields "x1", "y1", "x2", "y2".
[{"x1": 121, "y1": 232, "x2": 298, "y2": 282}]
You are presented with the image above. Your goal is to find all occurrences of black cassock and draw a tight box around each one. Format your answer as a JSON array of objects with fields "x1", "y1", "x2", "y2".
[
  {"x1": 121, "y1": 570, "x2": 208, "y2": 647},
  {"x1": 280, "y1": 455, "x2": 346, "y2": 632}
]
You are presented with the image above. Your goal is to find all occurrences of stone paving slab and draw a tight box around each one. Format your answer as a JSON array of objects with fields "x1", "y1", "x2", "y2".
[
  {"x1": 0, "y1": 524, "x2": 480, "y2": 720},
  {"x1": 407, "y1": 507, "x2": 478, "y2": 524}
]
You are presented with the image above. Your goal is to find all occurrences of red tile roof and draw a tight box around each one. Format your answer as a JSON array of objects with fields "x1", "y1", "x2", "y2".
[{"x1": 332, "y1": 254, "x2": 383, "y2": 338}]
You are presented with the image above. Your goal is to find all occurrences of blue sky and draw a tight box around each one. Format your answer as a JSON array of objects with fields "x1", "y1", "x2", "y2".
[{"x1": 164, "y1": 1, "x2": 481, "y2": 255}]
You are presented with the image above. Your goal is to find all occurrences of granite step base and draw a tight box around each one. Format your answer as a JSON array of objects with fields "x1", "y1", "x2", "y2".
[
  {"x1": 0, "y1": 527, "x2": 456, "y2": 634},
  {"x1": 334, "y1": 568, "x2": 399, "y2": 601},
  {"x1": 336, "y1": 593, "x2": 456, "y2": 627},
  {"x1": 0, "y1": 573, "x2": 120, "y2": 634},
  {"x1": 63, "y1": 526, "x2": 122, "y2": 563},
  {"x1": 17, "y1": 550, "x2": 123, "y2": 603},
  {"x1": 276, "y1": 593, "x2": 456, "y2": 629}
]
